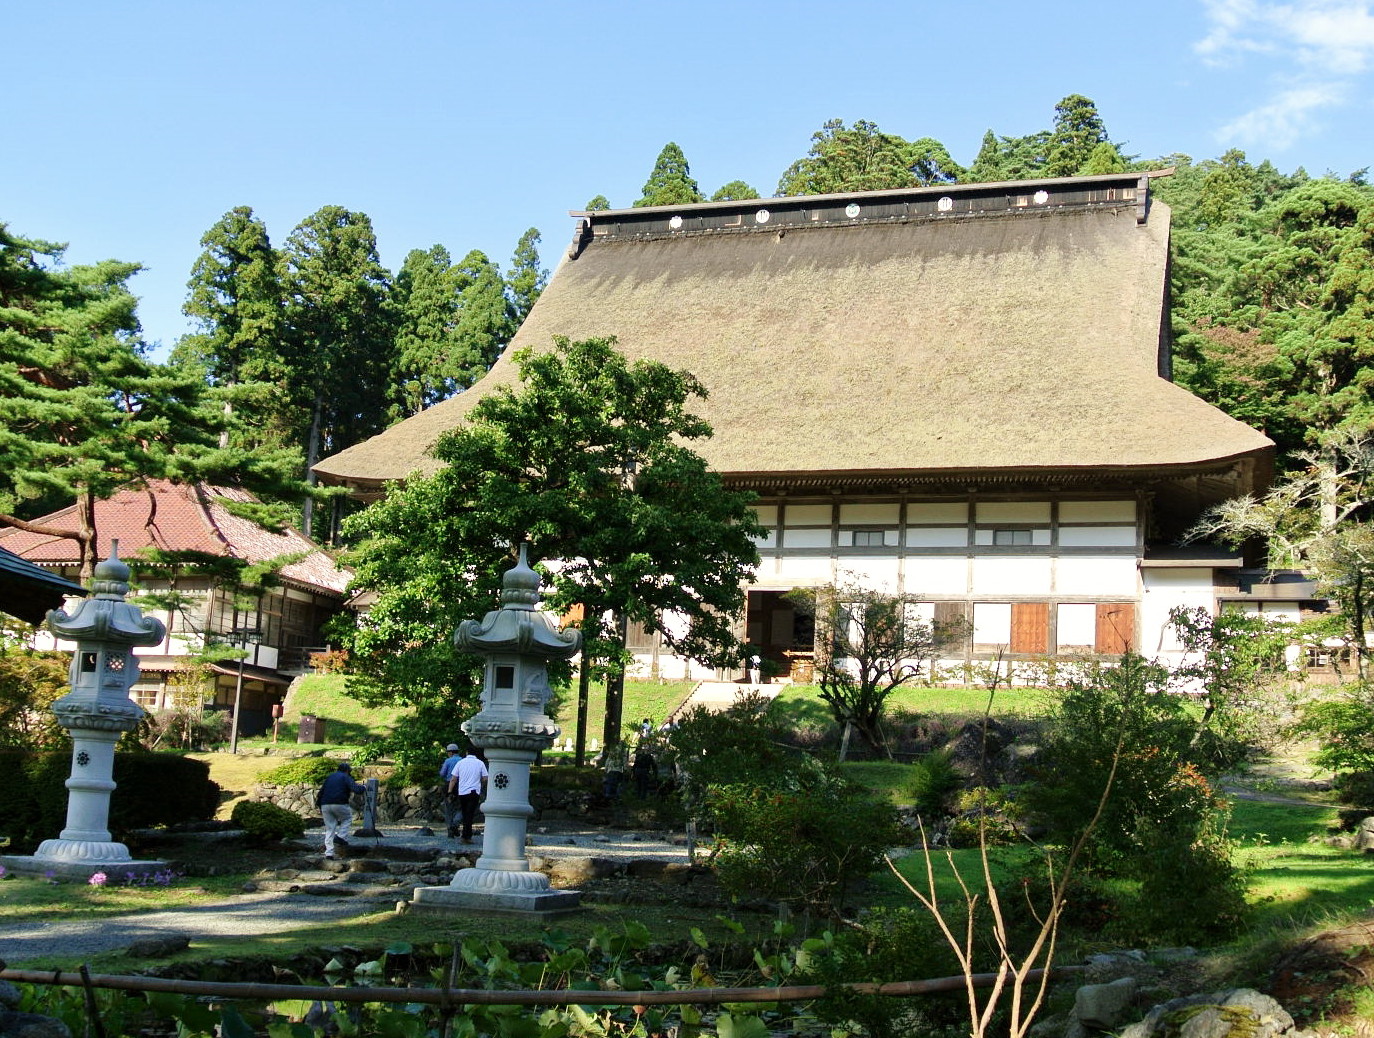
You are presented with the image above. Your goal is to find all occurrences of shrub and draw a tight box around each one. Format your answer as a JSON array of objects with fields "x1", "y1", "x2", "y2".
[
  {"x1": 800, "y1": 907, "x2": 986, "y2": 1038},
  {"x1": 909, "y1": 746, "x2": 961, "y2": 819},
  {"x1": 943, "y1": 785, "x2": 1022, "y2": 848},
  {"x1": 259, "y1": 756, "x2": 340, "y2": 786},
  {"x1": 708, "y1": 772, "x2": 907, "y2": 914},
  {"x1": 230, "y1": 800, "x2": 307, "y2": 843},
  {"x1": 1298, "y1": 682, "x2": 1374, "y2": 778}
]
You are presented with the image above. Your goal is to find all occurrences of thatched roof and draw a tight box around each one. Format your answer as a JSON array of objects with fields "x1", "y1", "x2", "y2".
[{"x1": 316, "y1": 173, "x2": 1272, "y2": 497}]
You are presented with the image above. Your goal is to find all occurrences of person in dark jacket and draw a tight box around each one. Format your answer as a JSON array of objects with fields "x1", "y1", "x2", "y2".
[{"x1": 316, "y1": 761, "x2": 365, "y2": 859}]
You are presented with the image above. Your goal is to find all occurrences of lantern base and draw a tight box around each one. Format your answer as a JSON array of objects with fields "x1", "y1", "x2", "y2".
[
  {"x1": 409, "y1": 879, "x2": 582, "y2": 919},
  {"x1": 0, "y1": 853, "x2": 171, "y2": 882}
]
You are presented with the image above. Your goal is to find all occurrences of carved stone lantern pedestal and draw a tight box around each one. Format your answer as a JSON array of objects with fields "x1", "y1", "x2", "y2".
[
  {"x1": 0, "y1": 549, "x2": 171, "y2": 881},
  {"x1": 411, "y1": 547, "x2": 583, "y2": 918}
]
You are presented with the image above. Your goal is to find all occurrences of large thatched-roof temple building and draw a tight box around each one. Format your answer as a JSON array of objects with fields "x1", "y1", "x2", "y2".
[{"x1": 317, "y1": 170, "x2": 1294, "y2": 681}]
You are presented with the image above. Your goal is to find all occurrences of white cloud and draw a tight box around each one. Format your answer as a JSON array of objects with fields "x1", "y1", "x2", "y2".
[
  {"x1": 1217, "y1": 83, "x2": 1347, "y2": 147},
  {"x1": 1195, "y1": 0, "x2": 1374, "y2": 150}
]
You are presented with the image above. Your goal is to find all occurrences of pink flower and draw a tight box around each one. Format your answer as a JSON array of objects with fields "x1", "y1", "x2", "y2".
[{"x1": 88, "y1": 871, "x2": 108, "y2": 886}]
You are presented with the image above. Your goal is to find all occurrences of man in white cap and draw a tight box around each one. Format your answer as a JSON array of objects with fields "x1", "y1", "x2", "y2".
[{"x1": 438, "y1": 743, "x2": 461, "y2": 837}]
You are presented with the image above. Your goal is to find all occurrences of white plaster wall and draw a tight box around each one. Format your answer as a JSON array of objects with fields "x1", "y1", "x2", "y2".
[
  {"x1": 783, "y1": 504, "x2": 832, "y2": 525},
  {"x1": 977, "y1": 501, "x2": 1051, "y2": 523},
  {"x1": 771, "y1": 555, "x2": 837, "y2": 583},
  {"x1": 784, "y1": 530, "x2": 832, "y2": 549},
  {"x1": 1059, "y1": 527, "x2": 1137, "y2": 547},
  {"x1": 908, "y1": 502, "x2": 968, "y2": 524},
  {"x1": 839, "y1": 502, "x2": 900, "y2": 524},
  {"x1": 1060, "y1": 500, "x2": 1135, "y2": 523},
  {"x1": 971, "y1": 556, "x2": 1054, "y2": 595},
  {"x1": 833, "y1": 556, "x2": 902, "y2": 591},
  {"x1": 1139, "y1": 568, "x2": 1215, "y2": 659},
  {"x1": 1056, "y1": 557, "x2": 1138, "y2": 596},
  {"x1": 903, "y1": 557, "x2": 969, "y2": 595}
]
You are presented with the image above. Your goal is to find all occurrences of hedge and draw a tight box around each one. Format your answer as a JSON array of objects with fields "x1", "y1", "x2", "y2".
[{"x1": 0, "y1": 749, "x2": 220, "y2": 853}]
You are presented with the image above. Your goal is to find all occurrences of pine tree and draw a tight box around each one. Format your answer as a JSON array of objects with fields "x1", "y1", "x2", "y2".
[
  {"x1": 506, "y1": 227, "x2": 547, "y2": 326},
  {"x1": 0, "y1": 224, "x2": 302, "y2": 578},
  {"x1": 281, "y1": 206, "x2": 395, "y2": 536},
  {"x1": 634, "y1": 143, "x2": 704, "y2": 207},
  {"x1": 173, "y1": 206, "x2": 294, "y2": 453}
]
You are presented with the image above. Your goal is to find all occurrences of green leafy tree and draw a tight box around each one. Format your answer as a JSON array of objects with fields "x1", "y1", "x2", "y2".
[
  {"x1": 453, "y1": 248, "x2": 516, "y2": 375},
  {"x1": 1045, "y1": 94, "x2": 1110, "y2": 177},
  {"x1": 710, "y1": 180, "x2": 761, "y2": 202},
  {"x1": 342, "y1": 336, "x2": 761, "y2": 761},
  {"x1": 282, "y1": 206, "x2": 395, "y2": 537},
  {"x1": 0, "y1": 619, "x2": 68, "y2": 748},
  {"x1": 777, "y1": 119, "x2": 919, "y2": 195},
  {"x1": 584, "y1": 194, "x2": 611, "y2": 211},
  {"x1": 391, "y1": 244, "x2": 463, "y2": 418},
  {"x1": 506, "y1": 227, "x2": 547, "y2": 326},
  {"x1": 1166, "y1": 605, "x2": 1292, "y2": 760},
  {"x1": 633, "y1": 142, "x2": 704, "y2": 207}
]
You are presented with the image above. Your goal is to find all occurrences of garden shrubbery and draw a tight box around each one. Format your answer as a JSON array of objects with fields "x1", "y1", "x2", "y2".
[
  {"x1": 259, "y1": 756, "x2": 340, "y2": 786},
  {"x1": 230, "y1": 800, "x2": 307, "y2": 843},
  {"x1": 1020, "y1": 654, "x2": 1249, "y2": 943},
  {"x1": 0, "y1": 749, "x2": 220, "y2": 852}
]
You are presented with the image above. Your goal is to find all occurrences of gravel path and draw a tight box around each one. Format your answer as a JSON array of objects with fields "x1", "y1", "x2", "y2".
[
  {"x1": 2, "y1": 891, "x2": 381, "y2": 968},
  {"x1": 1, "y1": 823, "x2": 694, "y2": 969}
]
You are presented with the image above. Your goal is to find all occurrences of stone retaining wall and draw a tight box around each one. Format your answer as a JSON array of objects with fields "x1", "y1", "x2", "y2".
[{"x1": 250, "y1": 783, "x2": 608, "y2": 824}]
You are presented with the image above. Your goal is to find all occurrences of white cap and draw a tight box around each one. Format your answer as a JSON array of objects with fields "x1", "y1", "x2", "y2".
[{"x1": 447, "y1": 743, "x2": 459, "y2": 752}]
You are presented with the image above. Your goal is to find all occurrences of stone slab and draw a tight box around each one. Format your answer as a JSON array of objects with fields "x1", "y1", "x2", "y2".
[
  {"x1": 0, "y1": 855, "x2": 171, "y2": 882},
  {"x1": 409, "y1": 883, "x2": 582, "y2": 919}
]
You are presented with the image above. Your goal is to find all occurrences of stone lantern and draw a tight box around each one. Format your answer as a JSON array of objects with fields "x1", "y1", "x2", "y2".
[
  {"x1": 411, "y1": 546, "x2": 582, "y2": 917},
  {"x1": 5, "y1": 546, "x2": 168, "y2": 879}
]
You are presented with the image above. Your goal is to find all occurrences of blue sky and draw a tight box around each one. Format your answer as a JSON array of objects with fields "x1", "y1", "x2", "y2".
[{"x1": 7, "y1": 0, "x2": 1373, "y2": 355}]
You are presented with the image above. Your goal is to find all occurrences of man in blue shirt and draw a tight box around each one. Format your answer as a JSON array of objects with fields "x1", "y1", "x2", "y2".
[
  {"x1": 447, "y1": 747, "x2": 488, "y2": 844},
  {"x1": 315, "y1": 762, "x2": 365, "y2": 859},
  {"x1": 438, "y1": 743, "x2": 461, "y2": 837}
]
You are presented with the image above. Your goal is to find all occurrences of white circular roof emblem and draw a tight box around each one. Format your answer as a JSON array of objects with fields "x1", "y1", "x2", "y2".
[
  {"x1": 755, "y1": 209, "x2": 770, "y2": 224},
  {"x1": 668, "y1": 215, "x2": 683, "y2": 230},
  {"x1": 937, "y1": 196, "x2": 953, "y2": 212},
  {"x1": 1033, "y1": 190, "x2": 1049, "y2": 204},
  {"x1": 845, "y1": 203, "x2": 861, "y2": 218}
]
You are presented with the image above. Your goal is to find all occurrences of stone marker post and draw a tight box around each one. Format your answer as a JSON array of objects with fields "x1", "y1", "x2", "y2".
[{"x1": 411, "y1": 545, "x2": 582, "y2": 916}]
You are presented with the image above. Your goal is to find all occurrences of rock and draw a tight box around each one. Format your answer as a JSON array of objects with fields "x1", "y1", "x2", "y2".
[
  {"x1": 549, "y1": 857, "x2": 618, "y2": 887},
  {"x1": 1074, "y1": 976, "x2": 1138, "y2": 1029},
  {"x1": 126, "y1": 935, "x2": 191, "y2": 959},
  {"x1": 0, "y1": 1011, "x2": 72, "y2": 1038},
  {"x1": 1117, "y1": 988, "x2": 1294, "y2": 1038},
  {"x1": 0, "y1": 982, "x2": 21, "y2": 1009}
]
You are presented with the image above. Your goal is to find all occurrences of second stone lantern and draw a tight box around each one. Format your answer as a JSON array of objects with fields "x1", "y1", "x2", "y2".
[{"x1": 411, "y1": 545, "x2": 582, "y2": 916}]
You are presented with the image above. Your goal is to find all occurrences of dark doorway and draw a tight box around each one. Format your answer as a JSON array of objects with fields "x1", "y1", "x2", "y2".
[{"x1": 745, "y1": 590, "x2": 815, "y2": 679}]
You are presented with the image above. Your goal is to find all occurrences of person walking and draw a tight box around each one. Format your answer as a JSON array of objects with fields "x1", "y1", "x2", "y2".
[
  {"x1": 447, "y1": 746, "x2": 488, "y2": 844},
  {"x1": 316, "y1": 761, "x2": 365, "y2": 860},
  {"x1": 438, "y1": 743, "x2": 461, "y2": 837}
]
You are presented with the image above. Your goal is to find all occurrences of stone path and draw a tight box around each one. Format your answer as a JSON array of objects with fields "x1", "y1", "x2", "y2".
[{"x1": 665, "y1": 680, "x2": 782, "y2": 722}]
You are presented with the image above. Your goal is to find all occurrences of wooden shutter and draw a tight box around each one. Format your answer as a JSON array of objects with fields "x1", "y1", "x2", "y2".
[
  {"x1": 933, "y1": 602, "x2": 970, "y2": 652},
  {"x1": 1095, "y1": 603, "x2": 1135, "y2": 654},
  {"x1": 1010, "y1": 602, "x2": 1049, "y2": 654}
]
